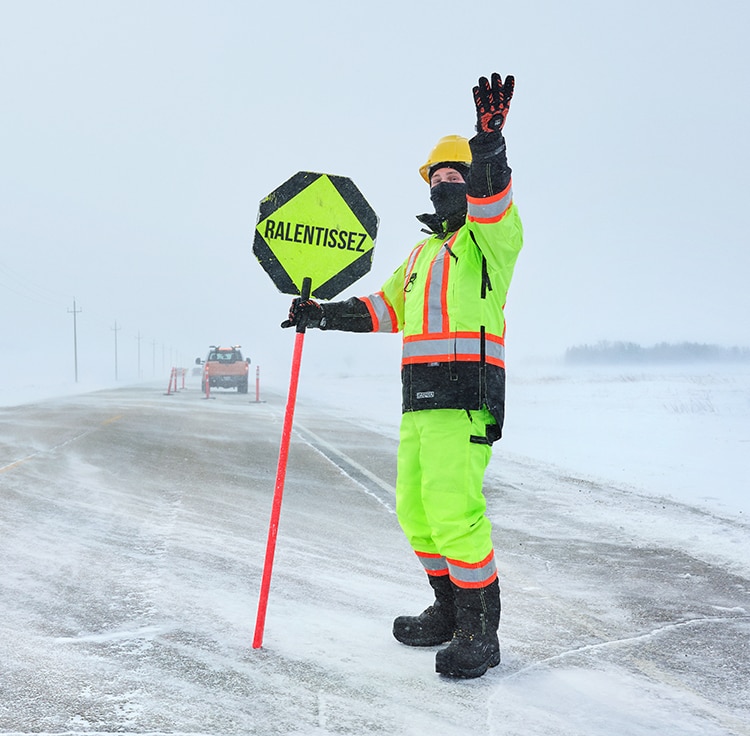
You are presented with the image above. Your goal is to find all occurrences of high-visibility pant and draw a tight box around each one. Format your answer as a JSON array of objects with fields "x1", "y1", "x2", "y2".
[{"x1": 395, "y1": 407, "x2": 498, "y2": 588}]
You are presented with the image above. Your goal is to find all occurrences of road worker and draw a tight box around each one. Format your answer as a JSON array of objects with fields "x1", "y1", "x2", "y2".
[{"x1": 282, "y1": 72, "x2": 523, "y2": 678}]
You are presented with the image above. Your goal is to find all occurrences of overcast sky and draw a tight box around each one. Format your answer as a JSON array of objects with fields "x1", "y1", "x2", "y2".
[{"x1": 1, "y1": 0, "x2": 748, "y2": 384}]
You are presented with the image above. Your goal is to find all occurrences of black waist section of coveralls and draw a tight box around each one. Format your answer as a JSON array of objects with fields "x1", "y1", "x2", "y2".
[{"x1": 401, "y1": 361, "x2": 505, "y2": 442}]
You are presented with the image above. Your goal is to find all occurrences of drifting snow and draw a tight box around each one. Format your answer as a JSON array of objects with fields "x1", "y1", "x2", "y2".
[{"x1": 0, "y1": 362, "x2": 748, "y2": 734}]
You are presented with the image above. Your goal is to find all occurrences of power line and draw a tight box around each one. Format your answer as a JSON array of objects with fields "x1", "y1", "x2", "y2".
[{"x1": 0, "y1": 259, "x2": 70, "y2": 307}]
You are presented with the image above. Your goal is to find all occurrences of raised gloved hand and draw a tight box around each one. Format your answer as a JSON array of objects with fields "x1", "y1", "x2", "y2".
[
  {"x1": 473, "y1": 73, "x2": 515, "y2": 133},
  {"x1": 281, "y1": 297, "x2": 324, "y2": 329}
]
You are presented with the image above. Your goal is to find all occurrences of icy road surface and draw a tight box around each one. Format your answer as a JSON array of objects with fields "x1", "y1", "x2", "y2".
[{"x1": 1, "y1": 381, "x2": 749, "y2": 735}]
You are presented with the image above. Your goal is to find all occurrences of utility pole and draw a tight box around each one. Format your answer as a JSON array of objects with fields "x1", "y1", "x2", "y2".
[
  {"x1": 111, "y1": 321, "x2": 121, "y2": 381},
  {"x1": 135, "y1": 331, "x2": 142, "y2": 380},
  {"x1": 68, "y1": 299, "x2": 82, "y2": 382}
]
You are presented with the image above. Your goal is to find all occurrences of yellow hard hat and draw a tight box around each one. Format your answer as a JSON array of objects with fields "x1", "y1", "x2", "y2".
[{"x1": 419, "y1": 135, "x2": 472, "y2": 183}]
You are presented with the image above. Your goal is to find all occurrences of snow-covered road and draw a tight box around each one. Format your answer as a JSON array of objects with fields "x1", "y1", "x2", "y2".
[{"x1": 1, "y1": 380, "x2": 748, "y2": 735}]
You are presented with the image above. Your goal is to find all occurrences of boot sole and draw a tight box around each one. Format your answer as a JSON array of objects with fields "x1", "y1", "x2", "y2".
[
  {"x1": 435, "y1": 649, "x2": 501, "y2": 679},
  {"x1": 393, "y1": 632, "x2": 453, "y2": 647}
]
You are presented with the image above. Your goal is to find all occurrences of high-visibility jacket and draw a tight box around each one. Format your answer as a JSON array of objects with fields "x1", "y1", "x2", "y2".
[
  {"x1": 317, "y1": 130, "x2": 523, "y2": 436},
  {"x1": 358, "y1": 186, "x2": 523, "y2": 435}
]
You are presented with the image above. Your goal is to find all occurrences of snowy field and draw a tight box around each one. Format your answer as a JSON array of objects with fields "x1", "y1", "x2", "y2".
[{"x1": 1, "y1": 360, "x2": 749, "y2": 735}]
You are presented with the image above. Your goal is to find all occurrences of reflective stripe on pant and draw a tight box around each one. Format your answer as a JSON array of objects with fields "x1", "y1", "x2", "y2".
[{"x1": 396, "y1": 408, "x2": 497, "y2": 586}]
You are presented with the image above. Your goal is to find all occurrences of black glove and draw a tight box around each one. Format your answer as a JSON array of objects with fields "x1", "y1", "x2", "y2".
[
  {"x1": 473, "y1": 73, "x2": 515, "y2": 133},
  {"x1": 281, "y1": 298, "x2": 324, "y2": 329}
]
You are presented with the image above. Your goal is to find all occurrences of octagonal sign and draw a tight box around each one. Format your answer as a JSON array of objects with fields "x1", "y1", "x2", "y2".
[{"x1": 253, "y1": 172, "x2": 379, "y2": 300}]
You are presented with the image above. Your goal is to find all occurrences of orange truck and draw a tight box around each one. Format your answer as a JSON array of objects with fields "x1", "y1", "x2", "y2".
[{"x1": 196, "y1": 345, "x2": 250, "y2": 393}]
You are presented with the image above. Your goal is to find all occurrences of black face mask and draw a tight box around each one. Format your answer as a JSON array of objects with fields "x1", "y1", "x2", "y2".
[{"x1": 430, "y1": 181, "x2": 468, "y2": 222}]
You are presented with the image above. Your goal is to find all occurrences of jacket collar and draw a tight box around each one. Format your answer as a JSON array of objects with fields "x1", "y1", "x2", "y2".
[{"x1": 416, "y1": 212, "x2": 466, "y2": 237}]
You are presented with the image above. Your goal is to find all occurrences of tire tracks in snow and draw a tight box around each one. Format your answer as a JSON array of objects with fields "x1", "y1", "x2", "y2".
[{"x1": 293, "y1": 421, "x2": 396, "y2": 514}]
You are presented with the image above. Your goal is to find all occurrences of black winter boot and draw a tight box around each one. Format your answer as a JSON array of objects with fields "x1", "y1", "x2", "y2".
[
  {"x1": 435, "y1": 579, "x2": 501, "y2": 678},
  {"x1": 393, "y1": 574, "x2": 455, "y2": 647}
]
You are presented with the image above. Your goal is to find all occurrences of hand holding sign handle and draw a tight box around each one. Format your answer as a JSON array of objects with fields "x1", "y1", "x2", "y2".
[
  {"x1": 253, "y1": 277, "x2": 311, "y2": 649},
  {"x1": 280, "y1": 296, "x2": 324, "y2": 330}
]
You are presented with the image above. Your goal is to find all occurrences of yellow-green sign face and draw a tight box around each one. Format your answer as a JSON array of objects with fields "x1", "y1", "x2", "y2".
[{"x1": 253, "y1": 172, "x2": 378, "y2": 299}]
